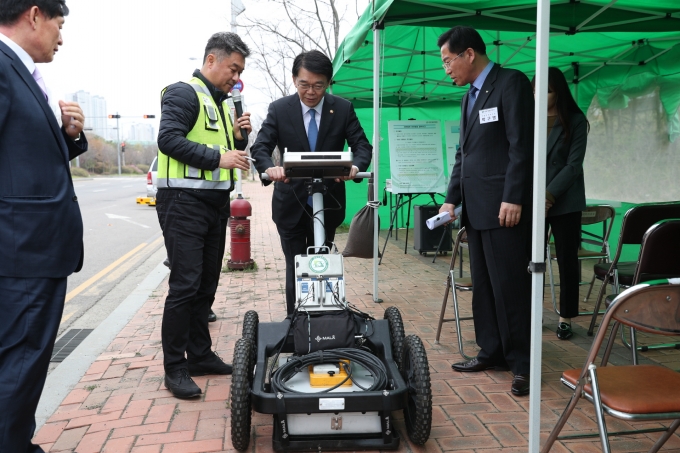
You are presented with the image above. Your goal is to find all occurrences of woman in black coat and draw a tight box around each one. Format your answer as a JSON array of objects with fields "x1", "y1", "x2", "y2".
[{"x1": 533, "y1": 67, "x2": 589, "y2": 340}]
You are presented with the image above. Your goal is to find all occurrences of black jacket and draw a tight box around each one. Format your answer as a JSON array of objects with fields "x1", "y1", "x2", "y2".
[
  {"x1": 546, "y1": 112, "x2": 588, "y2": 217},
  {"x1": 251, "y1": 93, "x2": 372, "y2": 231},
  {"x1": 446, "y1": 64, "x2": 534, "y2": 230},
  {"x1": 0, "y1": 40, "x2": 88, "y2": 277},
  {"x1": 157, "y1": 70, "x2": 247, "y2": 208}
]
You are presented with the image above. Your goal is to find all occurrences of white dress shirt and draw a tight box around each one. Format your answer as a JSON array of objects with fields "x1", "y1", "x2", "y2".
[{"x1": 300, "y1": 97, "x2": 324, "y2": 134}]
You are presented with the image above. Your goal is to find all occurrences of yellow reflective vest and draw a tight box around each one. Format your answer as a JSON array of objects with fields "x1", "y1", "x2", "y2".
[{"x1": 157, "y1": 77, "x2": 237, "y2": 190}]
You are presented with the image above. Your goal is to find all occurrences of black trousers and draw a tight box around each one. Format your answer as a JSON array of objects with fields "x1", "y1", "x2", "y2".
[
  {"x1": 210, "y1": 206, "x2": 231, "y2": 310},
  {"x1": 464, "y1": 210, "x2": 532, "y2": 375},
  {"x1": 277, "y1": 205, "x2": 337, "y2": 315},
  {"x1": 546, "y1": 210, "x2": 582, "y2": 319},
  {"x1": 0, "y1": 276, "x2": 66, "y2": 453},
  {"x1": 156, "y1": 190, "x2": 220, "y2": 372}
]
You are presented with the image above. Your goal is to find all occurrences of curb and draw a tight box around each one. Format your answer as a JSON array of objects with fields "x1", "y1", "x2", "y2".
[{"x1": 35, "y1": 261, "x2": 169, "y2": 431}]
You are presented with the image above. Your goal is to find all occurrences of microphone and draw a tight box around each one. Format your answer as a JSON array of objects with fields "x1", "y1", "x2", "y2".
[{"x1": 231, "y1": 89, "x2": 248, "y2": 141}]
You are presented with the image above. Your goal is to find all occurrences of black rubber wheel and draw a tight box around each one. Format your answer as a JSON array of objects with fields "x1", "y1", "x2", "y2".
[
  {"x1": 241, "y1": 310, "x2": 258, "y2": 375},
  {"x1": 230, "y1": 338, "x2": 252, "y2": 451},
  {"x1": 400, "y1": 334, "x2": 432, "y2": 446},
  {"x1": 384, "y1": 306, "x2": 406, "y2": 370}
]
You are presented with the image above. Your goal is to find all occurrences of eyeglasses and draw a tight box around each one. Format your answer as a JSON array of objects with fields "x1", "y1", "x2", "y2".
[
  {"x1": 442, "y1": 51, "x2": 466, "y2": 69},
  {"x1": 296, "y1": 82, "x2": 327, "y2": 92}
]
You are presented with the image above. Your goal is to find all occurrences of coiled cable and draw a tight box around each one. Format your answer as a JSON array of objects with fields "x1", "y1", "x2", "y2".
[{"x1": 271, "y1": 347, "x2": 388, "y2": 394}]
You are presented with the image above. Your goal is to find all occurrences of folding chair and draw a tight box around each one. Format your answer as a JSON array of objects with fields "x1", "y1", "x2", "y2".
[
  {"x1": 617, "y1": 219, "x2": 680, "y2": 363},
  {"x1": 542, "y1": 280, "x2": 680, "y2": 453},
  {"x1": 587, "y1": 201, "x2": 680, "y2": 336},
  {"x1": 434, "y1": 227, "x2": 474, "y2": 360},
  {"x1": 547, "y1": 204, "x2": 615, "y2": 317}
]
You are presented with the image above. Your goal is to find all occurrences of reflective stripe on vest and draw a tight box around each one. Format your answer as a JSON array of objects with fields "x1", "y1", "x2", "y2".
[{"x1": 157, "y1": 77, "x2": 236, "y2": 190}]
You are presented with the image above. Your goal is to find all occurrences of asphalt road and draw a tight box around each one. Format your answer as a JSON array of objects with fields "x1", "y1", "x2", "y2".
[{"x1": 57, "y1": 176, "x2": 166, "y2": 340}]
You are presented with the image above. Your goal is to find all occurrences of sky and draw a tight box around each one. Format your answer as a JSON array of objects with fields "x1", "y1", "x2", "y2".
[{"x1": 38, "y1": 0, "x2": 368, "y2": 140}]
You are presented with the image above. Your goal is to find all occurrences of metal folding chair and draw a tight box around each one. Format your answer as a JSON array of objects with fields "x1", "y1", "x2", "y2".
[
  {"x1": 434, "y1": 227, "x2": 474, "y2": 360},
  {"x1": 542, "y1": 280, "x2": 680, "y2": 453},
  {"x1": 547, "y1": 204, "x2": 615, "y2": 316},
  {"x1": 587, "y1": 201, "x2": 680, "y2": 336},
  {"x1": 615, "y1": 219, "x2": 680, "y2": 363}
]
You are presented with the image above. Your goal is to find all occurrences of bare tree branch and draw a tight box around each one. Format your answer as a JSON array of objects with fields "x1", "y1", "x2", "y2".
[{"x1": 239, "y1": 0, "x2": 355, "y2": 103}]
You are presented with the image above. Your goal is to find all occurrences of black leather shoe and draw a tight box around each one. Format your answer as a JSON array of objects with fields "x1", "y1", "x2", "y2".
[
  {"x1": 511, "y1": 374, "x2": 530, "y2": 396},
  {"x1": 208, "y1": 309, "x2": 217, "y2": 323},
  {"x1": 163, "y1": 258, "x2": 170, "y2": 268},
  {"x1": 188, "y1": 351, "x2": 232, "y2": 376},
  {"x1": 165, "y1": 369, "x2": 201, "y2": 398},
  {"x1": 556, "y1": 322, "x2": 573, "y2": 340},
  {"x1": 451, "y1": 357, "x2": 497, "y2": 372}
]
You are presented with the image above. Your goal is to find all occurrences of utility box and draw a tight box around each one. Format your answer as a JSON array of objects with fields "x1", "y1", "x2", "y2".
[{"x1": 413, "y1": 205, "x2": 453, "y2": 255}]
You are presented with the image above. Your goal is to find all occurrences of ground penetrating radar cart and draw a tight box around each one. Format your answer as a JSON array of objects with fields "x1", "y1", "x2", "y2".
[{"x1": 229, "y1": 152, "x2": 432, "y2": 451}]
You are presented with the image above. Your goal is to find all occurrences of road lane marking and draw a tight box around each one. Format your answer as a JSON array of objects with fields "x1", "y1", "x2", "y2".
[
  {"x1": 106, "y1": 213, "x2": 150, "y2": 228},
  {"x1": 60, "y1": 312, "x2": 75, "y2": 323},
  {"x1": 64, "y1": 237, "x2": 163, "y2": 304}
]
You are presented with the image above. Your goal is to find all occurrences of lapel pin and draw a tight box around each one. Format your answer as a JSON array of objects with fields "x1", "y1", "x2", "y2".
[
  {"x1": 330, "y1": 110, "x2": 334, "y2": 114},
  {"x1": 485, "y1": 90, "x2": 488, "y2": 93}
]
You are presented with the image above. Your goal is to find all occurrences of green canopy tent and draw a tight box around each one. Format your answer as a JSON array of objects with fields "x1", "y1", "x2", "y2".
[{"x1": 330, "y1": 1, "x2": 680, "y2": 450}]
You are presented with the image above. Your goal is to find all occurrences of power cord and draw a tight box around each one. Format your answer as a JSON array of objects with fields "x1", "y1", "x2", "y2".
[{"x1": 271, "y1": 347, "x2": 388, "y2": 394}]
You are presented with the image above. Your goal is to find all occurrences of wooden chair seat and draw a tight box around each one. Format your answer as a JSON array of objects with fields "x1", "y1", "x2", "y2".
[
  {"x1": 454, "y1": 277, "x2": 473, "y2": 290},
  {"x1": 563, "y1": 365, "x2": 680, "y2": 415}
]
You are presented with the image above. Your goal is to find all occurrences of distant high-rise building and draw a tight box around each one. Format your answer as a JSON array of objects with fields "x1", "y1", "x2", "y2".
[
  {"x1": 65, "y1": 90, "x2": 108, "y2": 139},
  {"x1": 128, "y1": 123, "x2": 155, "y2": 143}
]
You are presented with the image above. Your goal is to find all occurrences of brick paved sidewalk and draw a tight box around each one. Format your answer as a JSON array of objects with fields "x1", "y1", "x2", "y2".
[{"x1": 34, "y1": 180, "x2": 680, "y2": 452}]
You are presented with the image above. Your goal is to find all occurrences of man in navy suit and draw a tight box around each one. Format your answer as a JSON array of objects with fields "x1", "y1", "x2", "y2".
[
  {"x1": 438, "y1": 26, "x2": 534, "y2": 396},
  {"x1": 0, "y1": 1, "x2": 87, "y2": 451},
  {"x1": 251, "y1": 50, "x2": 372, "y2": 316}
]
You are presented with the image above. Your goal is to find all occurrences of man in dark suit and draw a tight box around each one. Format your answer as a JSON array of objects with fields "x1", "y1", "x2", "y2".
[
  {"x1": 0, "y1": 0, "x2": 88, "y2": 450},
  {"x1": 437, "y1": 26, "x2": 534, "y2": 396},
  {"x1": 251, "y1": 50, "x2": 372, "y2": 315}
]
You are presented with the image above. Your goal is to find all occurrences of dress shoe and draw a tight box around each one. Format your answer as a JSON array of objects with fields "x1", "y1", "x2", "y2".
[
  {"x1": 165, "y1": 369, "x2": 201, "y2": 398},
  {"x1": 556, "y1": 322, "x2": 573, "y2": 340},
  {"x1": 511, "y1": 374, "x2": 530, "y2": 396},
  {"x1": 163, "y1": 258, "x2": 170, "y2": 268},
  {"x1": 188, "y1": 351, "x2": 232, "y2": 376},
  {"x1": 451, "y1": 357, "x2": 497, "y2": 372},
  {"x1": 208, "y1": 309, "x2": 217, "y2": 323}
]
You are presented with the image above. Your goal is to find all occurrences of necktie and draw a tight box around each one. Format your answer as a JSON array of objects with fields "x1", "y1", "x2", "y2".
[
  {"x1": 307, "y1": 108, "x2": 318, "y2": 151},
  {"x1": 466, "y1": 85, "x2": 478, "y2": 121},
  {"x1": 307, "y1": 109, "x2": 319, "y2": 207},
  {"x1": 32, "y1": 66, "x2": 49, "y2": 102}
]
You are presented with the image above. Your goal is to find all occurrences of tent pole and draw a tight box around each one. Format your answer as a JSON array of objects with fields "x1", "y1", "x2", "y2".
[
  {"x1": 372, "y1": 20, "x2": 382, "y2": 303},
  {"x1": 496, "y1": 31, "x2": 501, "y2": 63},
  {"x1": 529, "y1": 0, "x2": 550, "y2": 452}
]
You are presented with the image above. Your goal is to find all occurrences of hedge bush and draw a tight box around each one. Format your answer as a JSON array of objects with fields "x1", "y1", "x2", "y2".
[{"x1": 70, "y1": 167, "x2": 89, "y2": 177}]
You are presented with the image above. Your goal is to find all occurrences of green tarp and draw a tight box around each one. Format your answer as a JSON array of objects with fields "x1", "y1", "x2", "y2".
[{"x1": 331, "y1": 0, "x2": 680, "y2": 223}]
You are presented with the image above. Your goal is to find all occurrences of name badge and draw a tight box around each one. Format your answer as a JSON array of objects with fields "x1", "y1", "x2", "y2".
[{"x1": 479, "y1": 107, "x2": 499, "y2": 124}]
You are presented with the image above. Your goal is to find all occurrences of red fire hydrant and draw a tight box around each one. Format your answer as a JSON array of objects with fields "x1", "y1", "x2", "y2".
[{"x1": 228, "y1": 194, "x2": 255, "y2": 270}]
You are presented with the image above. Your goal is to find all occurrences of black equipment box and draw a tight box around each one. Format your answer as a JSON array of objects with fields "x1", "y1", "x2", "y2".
[{"x1": 413, "y1": 205, "x2": 453, "y2": 254}]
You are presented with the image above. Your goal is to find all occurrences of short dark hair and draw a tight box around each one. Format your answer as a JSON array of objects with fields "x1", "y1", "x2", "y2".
[
  {"x1": 203, "y1": 32, "x2": 251, "y2": 63},
  {"x1": 0, "y1": 0, "x2": 69, "y2": 26},
  {"x1": 292, "y1": 50, "x2": 333, "y2": 82},
  {"x1": 437, "y1": 26, "x2": 486, "y2": 56}
]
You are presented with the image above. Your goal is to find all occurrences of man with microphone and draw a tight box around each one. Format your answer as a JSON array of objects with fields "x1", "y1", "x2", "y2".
[{"x1": 156, "y1": 32, "x2": 251, "y2": 399}]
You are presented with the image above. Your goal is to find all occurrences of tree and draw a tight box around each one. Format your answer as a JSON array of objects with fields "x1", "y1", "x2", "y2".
[{"x1": 240, "y1": 0, "x2": 366, "y2": 102}]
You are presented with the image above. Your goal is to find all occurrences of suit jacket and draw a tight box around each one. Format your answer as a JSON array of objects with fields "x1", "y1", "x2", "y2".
[
  {"x1": 546, "y1": 112, "x2": 588, "y2": 217},
  {"x1": 445, "y1": 64, "x2": 534, "y2": 231},
  {"x1": 251, "y1": 93, "x2": 372, "y2": 231},
  {"x1": 0, "y1": 40, "x2": 88, "y2": 278}
]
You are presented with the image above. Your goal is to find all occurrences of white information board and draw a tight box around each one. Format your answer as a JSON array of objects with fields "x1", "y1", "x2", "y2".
[
  {"x1": 444, "y1": 121, "x2": 460, "y2": 178},
  {"x1": 387, "y1": 120, "x2": 446, "y2": 194}
]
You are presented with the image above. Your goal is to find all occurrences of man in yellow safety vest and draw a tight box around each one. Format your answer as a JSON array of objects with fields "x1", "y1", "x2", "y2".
[{"x1": 156, "y1": 32, "x2": 251, "y2": 399}]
